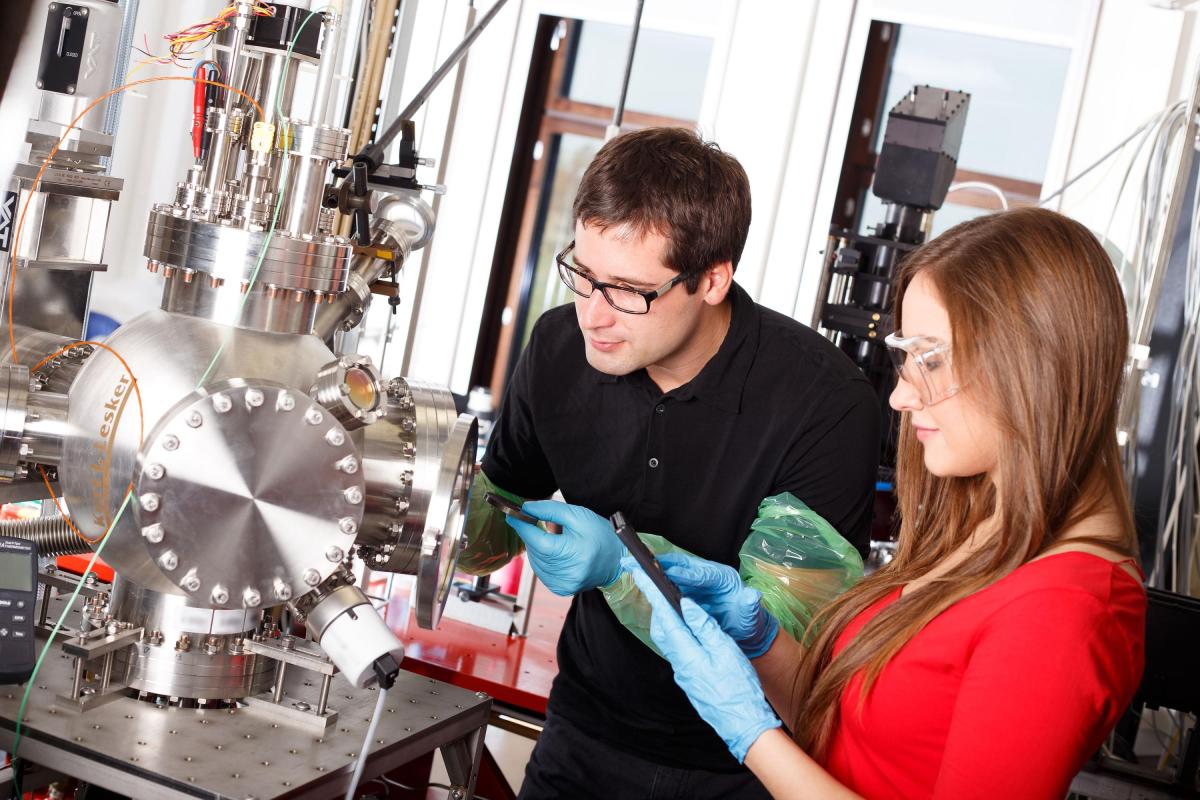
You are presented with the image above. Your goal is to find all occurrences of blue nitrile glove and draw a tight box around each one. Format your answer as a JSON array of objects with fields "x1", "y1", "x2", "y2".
[
  {"x1": 504, "y1": 500, "x2": 624, "y2": 596},
  {"x1": 657, "y1": 552, "x2": 779, "y2": 659},
  {"x1": 624, "y1": 556, "x2": 781, "y2": 763}
]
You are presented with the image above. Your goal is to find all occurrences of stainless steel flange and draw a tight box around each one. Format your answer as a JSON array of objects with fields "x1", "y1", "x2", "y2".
[
  {"x1": 133, "y1": 380, "x2": 365, "y2": 609},
  {"x1": 0, "y1": 364, "x2": 30, "y2": 483}
]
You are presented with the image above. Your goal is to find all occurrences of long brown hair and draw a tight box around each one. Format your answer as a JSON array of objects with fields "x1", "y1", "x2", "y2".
[{"x1": 790, "y1": 207, "x2": 1138, "y2": 756}]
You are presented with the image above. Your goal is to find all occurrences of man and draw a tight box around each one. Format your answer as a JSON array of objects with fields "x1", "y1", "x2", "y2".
[{"x1": 473, "y1": 127, "x2": 879, "y2": 799}]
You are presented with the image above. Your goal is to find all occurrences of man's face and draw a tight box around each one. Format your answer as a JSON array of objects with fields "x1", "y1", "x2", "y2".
[{"x1": 571, "y1": 221, "x2": 707, "y2": 376}]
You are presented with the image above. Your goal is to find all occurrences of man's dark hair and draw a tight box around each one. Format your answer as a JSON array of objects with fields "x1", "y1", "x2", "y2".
[{"x1": 572, "y1": 127, "x2": 751, "y2": 292}]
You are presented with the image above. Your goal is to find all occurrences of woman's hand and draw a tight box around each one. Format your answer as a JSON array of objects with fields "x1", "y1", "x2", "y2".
[
  {"x1": 656, "y1": 552, "x2": 780, "y2": 658},
  {"x1": 625, "y1": 557, "x2": 782, "y2": 763}
]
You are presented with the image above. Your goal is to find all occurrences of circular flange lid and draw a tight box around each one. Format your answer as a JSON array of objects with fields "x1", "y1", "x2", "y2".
[
  {"x1": 134, "y1": 380, "x2": 365, "y2": 609},
  {"x1": 415, "y1": 413, "x2": 477, "y2": 629}
]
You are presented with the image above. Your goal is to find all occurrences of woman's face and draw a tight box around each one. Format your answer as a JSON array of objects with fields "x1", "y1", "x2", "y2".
[{"x1": 888, "y1": 273, "x2": 1001, "y2": 479}]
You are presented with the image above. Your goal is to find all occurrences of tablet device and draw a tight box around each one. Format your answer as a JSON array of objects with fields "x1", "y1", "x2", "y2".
[{"x1": 610, "y1": 511, "x2": 684, "y2": 619}]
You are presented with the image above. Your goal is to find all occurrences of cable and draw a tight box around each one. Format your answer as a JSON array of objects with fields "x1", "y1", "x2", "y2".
[
  {"x1": 946, "y1": 181, "x2": 1009, "y2": 210},
  {"x1": 345, "y1": 687, "x2": 389, "y2": 800}
]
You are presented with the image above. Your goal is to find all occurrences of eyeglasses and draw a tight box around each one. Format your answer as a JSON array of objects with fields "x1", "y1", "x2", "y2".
[
  {"x1": 883, "y1": 331, "x2": 961, "y2": 406},
  {"x1": 555, "y1": 241, "x2": 691, "y2": 315}
]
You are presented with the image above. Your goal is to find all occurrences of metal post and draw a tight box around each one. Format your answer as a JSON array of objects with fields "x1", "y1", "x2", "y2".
[
  {"x1": 38, "y1": 583, "x2": 52, "y2": 628},
  {"x1": 71, "y1": 657, "x2": 84, "y2": 698},
  {"x1": 316, "y1": 673, "x2": 332, "y2": 714},
  {"x1": 100, "y1": 652, "x2": 114, "y2": 691},
  {"x1": 271, "y1": 662, "x2": 288, "y2": 703},
  {"x1": 606, "y1": 0, "x2": 644, "y2": 142}
]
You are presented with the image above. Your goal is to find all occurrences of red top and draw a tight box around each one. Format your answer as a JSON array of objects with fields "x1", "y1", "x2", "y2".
[{"x1": 822, "y1": 552, "x2": 1146, "y2": 799}]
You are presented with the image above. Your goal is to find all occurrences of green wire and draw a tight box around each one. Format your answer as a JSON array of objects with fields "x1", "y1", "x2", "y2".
[{"x1": 12, "y1": 5, "x2": 338, "y2": 783}]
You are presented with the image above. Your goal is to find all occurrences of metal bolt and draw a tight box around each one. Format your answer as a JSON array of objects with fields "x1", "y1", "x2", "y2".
[
  {"x1": 139, "y1": 493, "x2": 161, "y2": 512},
  {"x1": 276, "y1": 392, "x2": 295, "y2": 412},
  {"x1": 142, "y1": 523, "x2": 165, "y2": 544},
  {"x1": 181, "y1": 570, "x2": 201, "y2": 593},
  {"x1": 305, "y1": 408, "x2": 324, "y2": 426},
  {"x1": 162, "y1": 434, "x2": 180, "y2": 452},
  {"x1": 245, "y1": 388, "x2": 264, "y2": 408},
  {"x1": 159, "y1": 551, "x2": 178, "y2": 571},
  {"x1": 213, "y1": 394, "x2": 233, "y2": 413},
  {"x1": 324, "y1": 428, "x2": 344, "y2": 446},
  {"x1": 335, "y1": 455, "x2": 358, "y2": 474},
  {"x1": 302, "y1": 569, "x2": 321, "y2": 586},
  {"x1": 145, "y1": 463, "x2": 165, "y2": 480},
  {"x1": 242, "y1": 587, "x2": 261, "y2": 607},
  {"x1": 343, "y1": 486, "x2": 363, "y2": 505},
  {"x1": 272, "y1": 578, "x2": 292, "y2": 601},
  {"x1": 210, "y1": 585, "x2": 229, "y2": 605},
  {"x1": 280, "y1": 635, "x2": 295, "y2": 651},
  {"x1": 325, "y1": 546, "x2": 344, "y2": 563},
  {"x1": 175, "y1": 634, "x2": 191, "y2": 652},
  {"x1": 338, "y1": 517, "x2": 357, "y2": 536},
  {"x1": 186, "y1": 410, "x2": 203, "y2": 428}
]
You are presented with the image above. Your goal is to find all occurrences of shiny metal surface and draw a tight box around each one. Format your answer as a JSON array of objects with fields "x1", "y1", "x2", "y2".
[
  {"x1": 60, "y1": 310, "x2": 339, "y2": 596},
  {"x1": 144, "y1": 208, "x2": 352, "y2": 294},
  {"x1": 13, "y1": 190, "x2": 112, "y2": 271},
  {"x1": 160, "y1": 275, "x2": 326, "y2": 335},
  {"x1": 416, "y1": 413, "x2": 476, "y2": 629},
  {"x1": 0, "y1": 364, "x2": 29, "y2": 482},
  {"x1": 110, "y1": 580, "x2": 275, "y2": 700},
  {"x1": 0, "y1": 328, "x2": 92, "y2": 394},
  {"x1": 0, "y1": 259, "x2": 93, "y2": 339},
  {"x1": 133, "y1": 380, "x2": 364, "y2": 609}
]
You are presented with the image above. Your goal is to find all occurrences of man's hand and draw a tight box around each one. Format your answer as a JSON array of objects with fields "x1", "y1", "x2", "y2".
[{"x1": 504, "y1": 500, "x2": 624, "y2": 596}]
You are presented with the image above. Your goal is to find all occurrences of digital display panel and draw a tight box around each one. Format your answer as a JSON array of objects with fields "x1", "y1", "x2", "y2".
[{"x1": 0, "y1": 551, "x2": 32, "y2": 592}]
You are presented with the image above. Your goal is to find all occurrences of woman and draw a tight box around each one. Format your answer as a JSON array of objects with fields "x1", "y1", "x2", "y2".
[{"x1": 626, "y1": 207, "x2": 1146, "y2": 799}]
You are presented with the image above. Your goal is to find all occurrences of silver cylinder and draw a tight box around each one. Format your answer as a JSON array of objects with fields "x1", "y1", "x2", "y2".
[
  {"x1": 308, "y1": 11, "x2": 340, "y2": 127},
  {"x1": 110, "y1": 581, "x2": 275, "y2": 700},
  {"x1": 0, "y1": 515, "x2": 91, "y2": 557}
]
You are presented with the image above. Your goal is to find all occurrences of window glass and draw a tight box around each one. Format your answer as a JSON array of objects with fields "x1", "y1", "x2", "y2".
[
  {"x1": 565, "y1": 22, "x2": 712, "y2": 121},
  {"x1": 518, "y1": 132, "x2": 604, "y2": 351},
  {"x1": 859, "y1": 24, "x2": 1071, "y2": 237}
]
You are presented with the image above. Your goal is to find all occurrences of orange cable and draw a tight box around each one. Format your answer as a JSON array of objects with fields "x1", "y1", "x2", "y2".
[
  {"x1": 7, "y1": 76, "x2": 264, "y2": 365},
  {"x1": 29, "y1": 341, "x2": 145, "y2": 545}
]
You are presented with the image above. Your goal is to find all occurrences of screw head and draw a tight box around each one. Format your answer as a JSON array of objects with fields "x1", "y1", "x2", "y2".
[
  {"x1": 324, "y1": 428, "x2": 345, "y2": 446},
  {"x1": 139, "y1": 493, "x2": 161, "y2": 512},
  {"x1": 305, "y1": 408, "x2": 324, "y2": 426},
  {"x1": 245, "y1": 388, "x2": 264, "y2": 408},
  {"x1": 142, "y1": 523, "x2": 165, "y2": 544},
  {"x1": 242, "y1": 587, "x2": 261, "y2": 607},
  {"x1": 343, "y1": 486, "x2": 363, "y2": 505},
  {"x1": 302, "y1": 569, "x2": 321, "y2": 586},
  {"x1": 186, "y1": 411, "x2": 203, "y2": 428},
  {"x1": 144, "y1": 462, "x2": 165, "y2": 480},
  {"x1": 159, "y1": 551, "x2": 179, "y2": 571},
  {"x1": 325, "y1": 546, "x2": 344, "y2": 563},
  {"x1": 277, "y1": 392, "x2": 295, "y2": 412},
  {"x1": 212, "y1": 394, "x2": 233, "y2": 413},
  {"x1": 338, "y1": 517, "x2": 358, "y2": 536},
  {"x1": 210, "y1": 584, "x2": 229, "y2": 604},
  {"x1": 181, "y1": 572, "x2": 201, "y2": 592},
  {"x1": 273, "y1": 578, "x2": 292, "y2": 601},
  {"x1": 162, "y1": 434, "x2": 180, "y2": 452},
  {"x1": 336, "y1": 455, "x2": 359, "y2": 474}
]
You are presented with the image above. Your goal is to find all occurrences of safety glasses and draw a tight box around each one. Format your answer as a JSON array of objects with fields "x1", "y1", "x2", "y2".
[{"x1": 883, "y1": 331, "x2": 961, "y2": 406}]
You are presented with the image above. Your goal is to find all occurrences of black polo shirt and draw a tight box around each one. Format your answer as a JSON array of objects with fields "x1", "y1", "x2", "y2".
[{"x1": 482, "y1": 281, "x2": 879, "y2": 771}]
